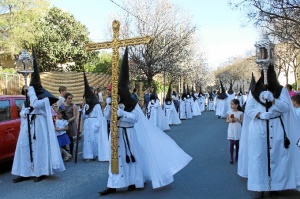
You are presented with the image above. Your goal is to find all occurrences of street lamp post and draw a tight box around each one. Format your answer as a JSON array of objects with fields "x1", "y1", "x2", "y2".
[{"x1": 254, "y1": 34, "x2": 275, "y2": 191}]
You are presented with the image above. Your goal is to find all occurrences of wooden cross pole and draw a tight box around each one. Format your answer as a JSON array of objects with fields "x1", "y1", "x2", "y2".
[{"x1": 85, "y1": 20, "x2": 151, "y2": 174}]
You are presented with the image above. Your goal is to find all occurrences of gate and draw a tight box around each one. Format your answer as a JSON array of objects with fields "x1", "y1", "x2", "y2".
[{"x1": 0, "y1": 73, "x2": 22, "y2": 95}]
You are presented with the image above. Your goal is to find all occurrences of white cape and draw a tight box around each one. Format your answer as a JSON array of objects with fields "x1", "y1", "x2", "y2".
[
  {"x1": 134, "y1": 105, "x2": 192, "y2": 188},
  {"x1": 163, "y1": 101, "x2": 181, "y2": 125}
]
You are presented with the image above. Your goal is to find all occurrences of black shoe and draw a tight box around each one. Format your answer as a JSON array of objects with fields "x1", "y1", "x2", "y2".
[
  {"x1": 12, "y1": 176, "x2": 30, "y2": 183},
  {"x1": 269, "y1": 191, "x2": 279, "y2": 196},
  {"x1": 252, "y1": 191, "x2": 263, "y2": 199},
  {"x1": 99, "y1": 188, "x2": 116, "y2": 196},
  {"x1": 128, "y1": 185, "x2": 136, "y2": 191},
  {"x1": 34, "y1": 175, "x2": 45, "y2": 182}
]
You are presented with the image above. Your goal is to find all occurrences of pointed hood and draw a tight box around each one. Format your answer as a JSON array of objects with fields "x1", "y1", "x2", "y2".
[
  {"x1": 118, "y1": 47, "x2": 137, "y2": 112},
  {"x1": 165, "y1": 83, "x2": 172, "y2": 104},
  {"x1": 187, "y1": 84, "x2": 191, "y2": 97},
  {"x1": 217, "y1": 79, "x2": 228, "y2": 99},
  {"x1": 199, "y1": 86, "x2": 204, "y2": 95},
  {"x1": 239, "y1": 85, "x2": 243, "y2": 95},
  {"x1": 252, "y1": 64, "x2": 283, "y2": 108},
  {"x1": 191, "y1": 85, "x2": 197, "y2": 101},
  {"x1": 208, "y1": 90, "x2": 213, "y2": 100},
  {"x1": 227, "y1": 80, "x2": 234, "y2": 95},
  {"x1": 249, "y1": 72, "x2": 256, "y2": 93},
  {"x1": 29, "y1": 47, "x2": 58, "y2": 105},
  {"x1": 150, "y1": 86, "x2": 158, "y2": 101},
  {"x1": 83, "y1": 72, "x2": 99, "y2": 114},
  {"x1": 181, "y1": 83, "x2": 187, "y2": 100}
]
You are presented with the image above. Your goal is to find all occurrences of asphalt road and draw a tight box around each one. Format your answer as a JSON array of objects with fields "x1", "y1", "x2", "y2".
[{"x1": 1, "y1": 110, "x2": 300, "y2": 199}]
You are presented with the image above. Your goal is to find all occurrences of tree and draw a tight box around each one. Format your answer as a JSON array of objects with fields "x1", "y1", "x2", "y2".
[
  {"x1": 106, "y1": 0, "x2": 202, "y2": 86},
  {"x1": 275, "y1": 42, "x2": 300, "y2": 86},
  {"x1": 229, "y1": 0, "x2": 300, "y2": 49},
  {"x1": 0, "y1": 0, "x2": 49, "y2": 56},
  {"x1": 34, "y1": 7, "x2": 93, "y2": 72},
  {"x1": 214, "y1": 55, "x2": 260, "y2": 91}
]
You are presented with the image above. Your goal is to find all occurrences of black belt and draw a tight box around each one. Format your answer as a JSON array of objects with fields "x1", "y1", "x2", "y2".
[
  {"x1": 259, "y1": 115, "x2": 290, "y2": 149},
  {"x1": 118, "y1": 126, "x2": 135, "y2": 163}
]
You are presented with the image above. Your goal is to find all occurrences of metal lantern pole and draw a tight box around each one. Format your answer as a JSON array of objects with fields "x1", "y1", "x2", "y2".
[
  {"x1": 16, "y1": 49, "x2": 34, "y2": 170},
  {"x1": 254, "y1": 34, "x2": 275, "y2": 191}
]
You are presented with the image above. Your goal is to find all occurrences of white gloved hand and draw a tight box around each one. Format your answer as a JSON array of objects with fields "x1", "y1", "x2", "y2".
[
  {"x1": 117, "y1": 109, "x2": 124, "y2": 117},
  {"x1": 81, "y1": 114, "x2": 87, "y2": 120},
  {"x1": 262, "y1": 91, "x2": 274, "y2": 102},
  {"x1": 260, "y1": 112, "x2": 271, "y2": 120},
  {"x1": 24, "y1": 107, "x2": 30, "y2": 114}
]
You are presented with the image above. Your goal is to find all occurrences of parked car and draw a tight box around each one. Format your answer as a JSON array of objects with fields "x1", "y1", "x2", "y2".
[{"x1": 0, "y1": 95, "x2": 25, "y2": 162}]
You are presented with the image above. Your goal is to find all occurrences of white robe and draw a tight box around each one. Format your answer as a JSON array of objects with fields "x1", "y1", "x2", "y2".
[
  {"x1": 82, "y1": 104, "x2": 104, "y2": 160},
  {"x1": 208, "y1": 99, "x2": 215, "y2": 111},
  {"x1": 237, "y1": 92, "x2": 252, "y2": 178},
  {"x1": 99, "y1": 103, "x2": 110, "y2": 162},
  {"x1": 147, "y1": 100, "x2": 170, "y2": 131},
  {"x1": 12, "y1": 86, "x2": 65, "y2": 177},
  {"x1": 227, "y1": 93, "x2": 235, "y2": 112},
  {"x1": 197, "y1": 96, "x2": 205, "y2": 112},
  {"x1": 237, "y1": 95, "x2": 244, "y2": 107},
  {"x1": 163, "y1": 101, "x2": 181, "y2": 125},
  {"x1": 179, "y1": 99, "x2": 192, "y2": 119},
  {"x1": 134, "y1": 105, "x2": 192, "y2": 188},
  {"x1": 107, "y1": 108, "x2": 144, "y2": 188},
  {"x1": 216, "y1": 98, "x2": 227, "y2": 118},
  {"x1": 245, "y1": 88, "x2": 300, "y2": 191},
  {"x1": 190, "y1": 99, "x2": 201, "y2": 116}
]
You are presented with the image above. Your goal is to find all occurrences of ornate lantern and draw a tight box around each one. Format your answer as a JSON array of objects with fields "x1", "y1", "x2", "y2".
[
  {"x1": 254, "y1": 34, "x2": 275, "y2": 65},
  {"x1": 254, "y1": 34, "x2": 275, "y2": 85},
  {"x1": 16, "y1": 49, "x2": 33, "y2": 86}
]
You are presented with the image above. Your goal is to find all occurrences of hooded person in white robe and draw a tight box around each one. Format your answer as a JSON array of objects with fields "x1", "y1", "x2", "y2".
[
  {"x1": 216, "y1": 80, "x2": 228, "y2": 118},
  {"x1": 163, "y1": 84, "x2": 181, "y2": 125},
  {"x1": 147, "y1": 87, "x2": 170, "y2": 131},
  {"x1": 179, "y1": 85, "x2": 192, "y2": 119},
  {"x1": 99, "y1": 47, "x2": 147, "y2": 195},
  {"x1": 237, "y1": 86, "x2": 244, "y2": 107},
  {"x1": 12, "y1": 48, "x2": 65, "y2": 183},
  {"x1": 197, "y1": 86, "x2": 206, "y2": 112},
  {"x1": 102, "y1": 94, "x2": 112, "y2": 162},
  {"x1": 237, "y1": 73, "x2": 256, "y2": 178},
  {"x1": 245, "y1": 64, "x2": 300, "y2": 198},
  {"x1": 191, "y1": 87, "x2": 201, "y2": 116},
  {"x1": 99, "y1": 47, "x2": 192, "y2": 196},
  {"x1": 227, "y1": 81, "x2": 236, "y2": 112},
  {"x1": 207, "y1": 91, "x2": 215, "y2": 111},
  {"x1": 82, "y1": 73, "x2": 108, "y2": 162}
]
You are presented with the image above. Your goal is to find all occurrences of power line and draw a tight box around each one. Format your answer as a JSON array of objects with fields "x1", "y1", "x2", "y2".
[{"x1": 109, "y1": 0, "x2": 148, "y2": 25}]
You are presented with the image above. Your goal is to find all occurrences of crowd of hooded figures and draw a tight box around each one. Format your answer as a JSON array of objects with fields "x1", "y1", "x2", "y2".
[
  {"x1": 211, "y1": 67, "x2": 300, "y2": 198},
  {"x1": 11, "y1": 47, "x2": 194, "y2": 196},
  {"x1": 11, "y1": 47, "x2": 300, "y2": 198}
]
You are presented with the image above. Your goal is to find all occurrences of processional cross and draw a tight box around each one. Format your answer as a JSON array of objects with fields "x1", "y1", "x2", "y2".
[{"x1": 85, "y1": 20, "x2": 151, "y2": 174}]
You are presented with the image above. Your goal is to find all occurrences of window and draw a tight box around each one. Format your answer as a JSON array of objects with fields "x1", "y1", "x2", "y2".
[
  {"x1": 0, "y1": 100, "x2": 10, "y2": 122},
  {"x1": 15, "y1": 99, "x2": 25, "y2": 117}
]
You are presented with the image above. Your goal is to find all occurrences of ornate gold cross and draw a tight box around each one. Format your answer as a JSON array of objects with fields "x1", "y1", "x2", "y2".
[{"x1": 85, "y1": 20, "x2": 151, "y2": 174}]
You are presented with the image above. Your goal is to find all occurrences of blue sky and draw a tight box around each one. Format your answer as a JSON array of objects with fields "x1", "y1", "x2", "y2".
[{"x1": 51, "y1": 0, "x2": 259, "y2": 69}]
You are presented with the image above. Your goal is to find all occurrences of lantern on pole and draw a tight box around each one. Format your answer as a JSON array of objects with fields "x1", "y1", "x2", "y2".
[
  {"x1": 15, "y1": 49, "x2": 34, "y2": 170},
  {"x1": 255, "y1": 34, "x2": 275, "y2": 86},
  {"x1": 254, "y1": 34, "x2": 275, "y2": 191},
  {"x1": 16, "y1": 49, "x2": 34, "y2": 87}
]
